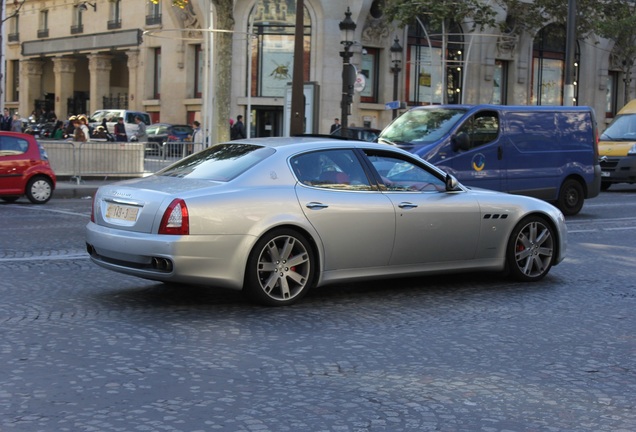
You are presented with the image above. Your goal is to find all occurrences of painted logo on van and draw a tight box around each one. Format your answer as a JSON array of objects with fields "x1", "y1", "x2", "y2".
[{"x1": 472, "y1": 153, "x2": 486, "y2": 171}]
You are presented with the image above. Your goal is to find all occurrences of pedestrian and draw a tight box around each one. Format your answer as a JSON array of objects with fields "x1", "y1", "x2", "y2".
[
  {"x1": 79, "y1": 115, "x2": 91, "y2": 141},
  {"x1": 189, "y1": 120, "x2": 202, "y2": 153},
  {"x1": 66, "y1": 115, "x2": 77, "y2": 136},
  {"x1": 11, "y1": 114, "x2": 22, "y2": 132},
  {"x1": 330, "y1": 118, "x2": 340, "y2": 134},
  {"x1": 131, "y1": 115, "x2": 148, "y2": 142},
  {"x1": 1, "y1": 108, "x2": 12, "y2": 131},
  {"x1": 230, "y1": 115, "x2": 246, "y2": 140},
  {"x1": 52, "y1": 120, "x2": 65, "y2": 139},
  {"x1": 114, "y1": 117, "x2": 128, "y2": 142}
]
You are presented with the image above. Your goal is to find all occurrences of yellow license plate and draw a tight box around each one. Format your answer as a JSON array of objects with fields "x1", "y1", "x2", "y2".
[{"x1": 106, "y1": 203, "x2": 140, "y2": 222}]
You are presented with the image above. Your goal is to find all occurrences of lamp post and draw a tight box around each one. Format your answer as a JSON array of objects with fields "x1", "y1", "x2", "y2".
[
  {"x1": 390, "y1": 36, "x2": 403, "y2": 119},
  {"x1": 339, "y1": 7, "x2": 356, "y2": 137}
]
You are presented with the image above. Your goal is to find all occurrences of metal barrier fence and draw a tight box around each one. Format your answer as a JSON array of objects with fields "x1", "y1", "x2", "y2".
[{"x1": 39, "y1": 140, "x2": 204, "y2": 183}]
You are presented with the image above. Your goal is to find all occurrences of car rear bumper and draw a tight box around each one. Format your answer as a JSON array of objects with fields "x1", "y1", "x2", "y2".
[{"x1": 85, "y1": 222, "x2": 254, "y2": 290}]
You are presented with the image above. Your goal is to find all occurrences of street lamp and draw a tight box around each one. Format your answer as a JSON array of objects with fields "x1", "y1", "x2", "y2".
[
  {"x1": 390, "y1": 36, "x2": 403, "y2": 119},
  {"x1": 339, "y1": 7, "x2": 356, "y2": 137}
]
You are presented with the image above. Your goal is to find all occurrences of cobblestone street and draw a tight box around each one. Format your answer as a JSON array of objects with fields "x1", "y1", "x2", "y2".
[{"x1": 1, "y1": 191, "x2": 635, "y2": 431}]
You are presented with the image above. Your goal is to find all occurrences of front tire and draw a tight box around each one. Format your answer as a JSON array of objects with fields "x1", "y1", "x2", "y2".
[
  {"x1": 507, "y1": 216, "x2": 555, "y2": 282},
  {"x1": 244, "y1": 228, "x2": 315, "y2": 306},
  {"x1": 557, "y1": 178, "x2": 584, "y2": 215},
  {"x1": 26, "y1": 176, "x2": 53, "y2": 204}
]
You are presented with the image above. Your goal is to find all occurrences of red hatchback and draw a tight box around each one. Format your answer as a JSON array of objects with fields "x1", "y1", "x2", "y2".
[{"x1": 0, "y1": 131, "x2": 56, "y2": 204}]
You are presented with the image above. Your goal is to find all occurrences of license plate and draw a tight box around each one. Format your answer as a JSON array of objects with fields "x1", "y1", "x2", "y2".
[
  {"x1": 601, "y1": 171, "x2": 610, "y2": 177},
  {"x1": 106, "y1": 203, "x2": 140, "y2": 222}
]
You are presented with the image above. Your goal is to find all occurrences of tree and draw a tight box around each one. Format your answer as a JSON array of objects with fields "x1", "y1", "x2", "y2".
[
  {"x1": 594, "y1": 0, "x2": 636, "y2": 102},
  {"x1": 152, "y1": 0, "x2": 234, "y2": 144}
]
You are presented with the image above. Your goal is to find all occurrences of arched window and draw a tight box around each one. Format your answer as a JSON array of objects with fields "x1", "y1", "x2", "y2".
[
  {"x1": 532, "y1": 23, "x2": 579, "y2": 105},
  {"x1": 406, "y1": 18, "x2": 463, "y2": 105},
  {"x1": 250, "y1": 0, "x2": 311, "y2": 98}
]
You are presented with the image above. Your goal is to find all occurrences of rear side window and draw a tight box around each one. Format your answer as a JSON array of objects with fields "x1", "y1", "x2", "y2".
[{"x1": 0, "y1": 136, "x2": 29, "y2": 156}]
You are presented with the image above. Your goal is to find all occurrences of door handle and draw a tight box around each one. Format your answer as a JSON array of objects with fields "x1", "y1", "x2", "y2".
[
  {"x1": 398, "y1": 202, "x2": 418, "y2": 209},
  {"x1": 306, "y1": 202, "x2": 329, "y2": 209}
]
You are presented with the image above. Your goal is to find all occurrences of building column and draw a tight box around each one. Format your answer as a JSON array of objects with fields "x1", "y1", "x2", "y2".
[
  {"x1": 88, "y1": 54, "x2": 113, "y2": 114},
  {"x1": 53, "y1": 57, "x2": 77, "y2": 120},
  {"x1": 19, "y1": 59, "x2": 44, "y2": 118},
  {"x1": 126, "y1": 50, "x2": 140, "y2": 111}
]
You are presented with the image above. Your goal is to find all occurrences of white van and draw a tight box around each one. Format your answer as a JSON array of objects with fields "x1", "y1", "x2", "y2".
[{"x1": 89, "y1": 110, "x2": 151, "y2": 139}]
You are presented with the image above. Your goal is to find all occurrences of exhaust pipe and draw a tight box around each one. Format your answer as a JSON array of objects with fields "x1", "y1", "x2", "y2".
[{"x1": 151, "y1": 257, "x2": 173, "y2": 272}]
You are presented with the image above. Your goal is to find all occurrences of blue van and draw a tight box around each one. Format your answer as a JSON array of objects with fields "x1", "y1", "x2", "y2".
[{"x1": 378, "y1": 104, "x2": 601, "y2": 215}]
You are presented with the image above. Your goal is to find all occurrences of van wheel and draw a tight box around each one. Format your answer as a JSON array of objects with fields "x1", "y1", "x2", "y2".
[{"x1": 557, "y1": 179, "x2": 584, "y2": 216}]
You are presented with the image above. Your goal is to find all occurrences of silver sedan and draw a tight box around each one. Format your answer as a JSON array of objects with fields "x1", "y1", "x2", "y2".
[{"x1": 86, "y1": 137, "x2": 567, "y2": 306}]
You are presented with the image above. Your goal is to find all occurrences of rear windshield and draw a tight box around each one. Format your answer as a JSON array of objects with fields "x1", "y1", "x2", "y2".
[
  {"x1": 157, "y1": 143, "x2": 275, "y2": 182},
  {"x1": 379, "y1": 108, "x2": 466, "y2": 145},
  {"x1": 601, "y1": 114, "x2": 636, "y2": 141}
]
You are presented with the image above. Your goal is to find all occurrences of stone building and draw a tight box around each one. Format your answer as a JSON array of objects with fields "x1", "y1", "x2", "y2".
[{"x1": 2, "y1": 0, "x2": 632, "y2": 142}]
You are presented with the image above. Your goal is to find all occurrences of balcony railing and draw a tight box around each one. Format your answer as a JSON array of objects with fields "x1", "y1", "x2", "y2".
[
  {"x1": 37, "y1": 29, "x2": 49, "y2": 38},
  {"x1": 70, "y1": 24, "x2": 84, "y2": 34},
  {"x1": 8, "y1": 33, "x2": 19, "y2": 42},
  {"x1": 145, "y1": 14, "x2": 162, "y2": 26},
  {"x1": 108, "y1": 19, "x2": 122, "y2": 30}
]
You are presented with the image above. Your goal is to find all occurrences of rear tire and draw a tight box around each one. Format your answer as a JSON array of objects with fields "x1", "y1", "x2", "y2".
[
  {"x1": 557, "y1": 178, "x2": 584, "y2": 216},
  {"x1": 244, "y1": 228, "x2": 315, "y2": 306},
  {"x1": 506, "y1": 216, "x2": 555, "y2": 282},
  {"x1": 26, "y1": 176, "x2": 53, "y2": 204}
]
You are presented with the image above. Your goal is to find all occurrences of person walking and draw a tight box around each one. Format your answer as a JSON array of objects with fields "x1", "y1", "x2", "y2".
[
  {"x1": 131, "y1": 115, "x2": 148, "y2": 142},
  {"x1": 1, "y1": 108, "x2": 12, "y2": 131},
  {"x1": 190, "y1": 120, "x2": 203, "y2": 153},
  {"x1": 114, "y1": 117, "x2": 128, "y2": 142},
  {"x1": 330, "y1": 118, "x2": 341, "y2": 134},
  {"x1": 11, "y1": 114, "x2": 22, "y2": 132},
  {"x1": 230, "y1": 115, "x2": 246, "y2": 140}
]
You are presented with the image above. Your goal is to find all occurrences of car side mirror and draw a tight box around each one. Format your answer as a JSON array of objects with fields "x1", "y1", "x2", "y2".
[
  {"x1": 451, "y1": 132, "x2": 470, "y2": 152},
  {"x1": 445, "y1": 174, "x2": 460, "y2": 191}
]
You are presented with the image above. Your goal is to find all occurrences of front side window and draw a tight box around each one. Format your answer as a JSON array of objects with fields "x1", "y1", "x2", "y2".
[
  {"x1": 363, "y1": 150, "x2": 446, "y2": 192},
  {"x1": 250, "y1": 0, "x2": 311, "y2": 98},
  {"x1": 291, "y1": 149, "x2": 373, "y2": 191},
  {"x1": 456, "y1": 111, "x2": 500, "y2": 150}
]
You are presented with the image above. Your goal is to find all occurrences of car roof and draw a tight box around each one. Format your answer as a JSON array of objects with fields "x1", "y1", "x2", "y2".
[{"x1": 228, "y1": 136, "x2": 404, "y2": 155}]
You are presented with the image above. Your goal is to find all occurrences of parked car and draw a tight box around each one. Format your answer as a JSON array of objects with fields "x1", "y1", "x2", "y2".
[
  {"x1": 598, "y1": 99, "x2": 636, "y2": 190},
  {"x1": 145, "y1": 123, "x2": 194, "y2": 157},
  {"x1": 86, "y1": 137, "x2": 566, "y2": 306},
  {"x1": 88, "y1": 109, "x2": 151, "y2": 139},
  {"x1": 330, "y1": 126, "x2": 381, "y2": 142},
  {"x1": 0, "y1": 131, "x2": 56, "y2": 204},
  {"x1": 378, "y1": 104, "x2": 601, "y2": 215}
]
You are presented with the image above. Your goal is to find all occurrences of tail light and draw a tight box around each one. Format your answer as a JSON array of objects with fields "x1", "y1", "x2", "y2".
[
  {"x1": 90, "y1": 194, "x2": 96, "y2": 222},
  {"x1": 159, "y1": 199, "x2": 189, "y2": 235}
]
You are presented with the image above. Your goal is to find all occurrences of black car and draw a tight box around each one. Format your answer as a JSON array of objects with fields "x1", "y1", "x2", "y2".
[
  {"x1": 330, "y1": 126, "x2": 381, "y2": 142},
  {"x1": 145, "y1": 123, "x2": 194, "y2": 157}
]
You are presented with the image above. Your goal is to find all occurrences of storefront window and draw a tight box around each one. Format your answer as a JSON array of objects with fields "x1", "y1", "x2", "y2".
[
  {"x1": 406, "y1": 17, "x2": 463, "y2": 105},
  {"x1": 250, "y1": 0, "x2": 311, "y2": 98}
]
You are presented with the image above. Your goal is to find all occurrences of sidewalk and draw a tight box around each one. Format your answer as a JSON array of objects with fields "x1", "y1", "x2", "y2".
[{"x1": 53, "y1": 177, "x2": 116, "y2": 199}]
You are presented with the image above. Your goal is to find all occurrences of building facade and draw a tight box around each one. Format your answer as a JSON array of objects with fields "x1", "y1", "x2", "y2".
[{"x1": 2, "y1": 0, "x2": 632, "y2": 142}]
